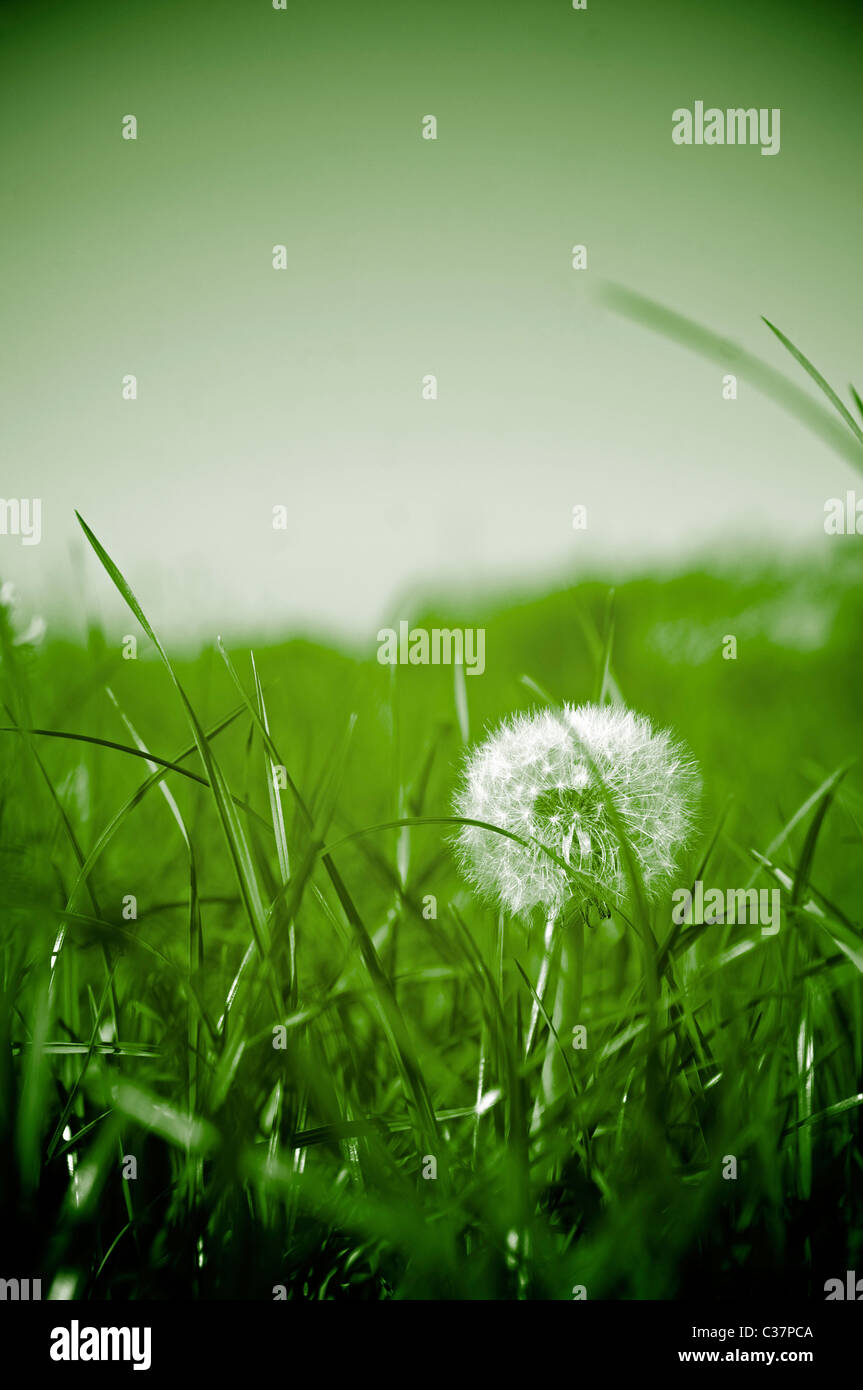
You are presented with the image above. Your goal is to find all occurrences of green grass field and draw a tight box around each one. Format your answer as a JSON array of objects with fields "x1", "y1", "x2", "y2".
[{"x1": 2, "y1": 529, "x2": 862, "y2": 1300}]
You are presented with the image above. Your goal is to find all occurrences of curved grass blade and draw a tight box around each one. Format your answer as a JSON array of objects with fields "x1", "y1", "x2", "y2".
[
  {"x1": 790, "y1": 766, "x2": 847, "y2": 909},
  {"x1": 74, "y1": 513, "x2": 280, "y2": 1013},
  {"x1": 762, "y1": 318, "x2": 863, "y2": 450},
  {"x1": 602, "y1": 283, "x2": 863, "y2": 475},
  {"x1": 320, "y1": 814, "x2": 606, "y2": 901},
  {"x1": 0, "y1": 726, "x2": 266, "y2": 827}
]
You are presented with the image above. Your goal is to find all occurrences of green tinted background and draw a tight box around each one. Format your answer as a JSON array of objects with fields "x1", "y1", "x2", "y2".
[{"x1": 1, "y1": 0, "x2": 861, "y2": 641}]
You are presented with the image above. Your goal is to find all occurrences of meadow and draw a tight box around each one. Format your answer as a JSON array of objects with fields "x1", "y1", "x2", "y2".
[{"x1": 1, "y1": 525, "x2": 861, "y2": 1300}]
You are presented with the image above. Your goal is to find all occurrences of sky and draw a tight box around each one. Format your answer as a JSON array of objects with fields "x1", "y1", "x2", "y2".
[{"x1": 1, "y1": 0, "x2": 861, "y2": 645}]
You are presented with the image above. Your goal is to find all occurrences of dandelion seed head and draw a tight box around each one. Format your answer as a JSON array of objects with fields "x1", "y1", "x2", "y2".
[{"x1": 453, "y1": 703, "x2": 701, "y2": 917}]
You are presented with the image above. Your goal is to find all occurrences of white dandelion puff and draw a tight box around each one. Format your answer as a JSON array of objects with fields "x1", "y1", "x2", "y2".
[{"x1": 453, "y1": 702, "x2": 701, "y2": 920}]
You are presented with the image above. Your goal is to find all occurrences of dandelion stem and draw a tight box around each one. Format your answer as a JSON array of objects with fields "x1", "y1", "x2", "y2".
[{"x1": 525, "y1": 911, "x2": 557, "y2": 1055}]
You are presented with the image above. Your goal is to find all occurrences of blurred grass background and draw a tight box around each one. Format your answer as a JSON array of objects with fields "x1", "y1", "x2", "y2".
[{"x1": 1, "y1": 546, "x2": 861, "y2": 1299}]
